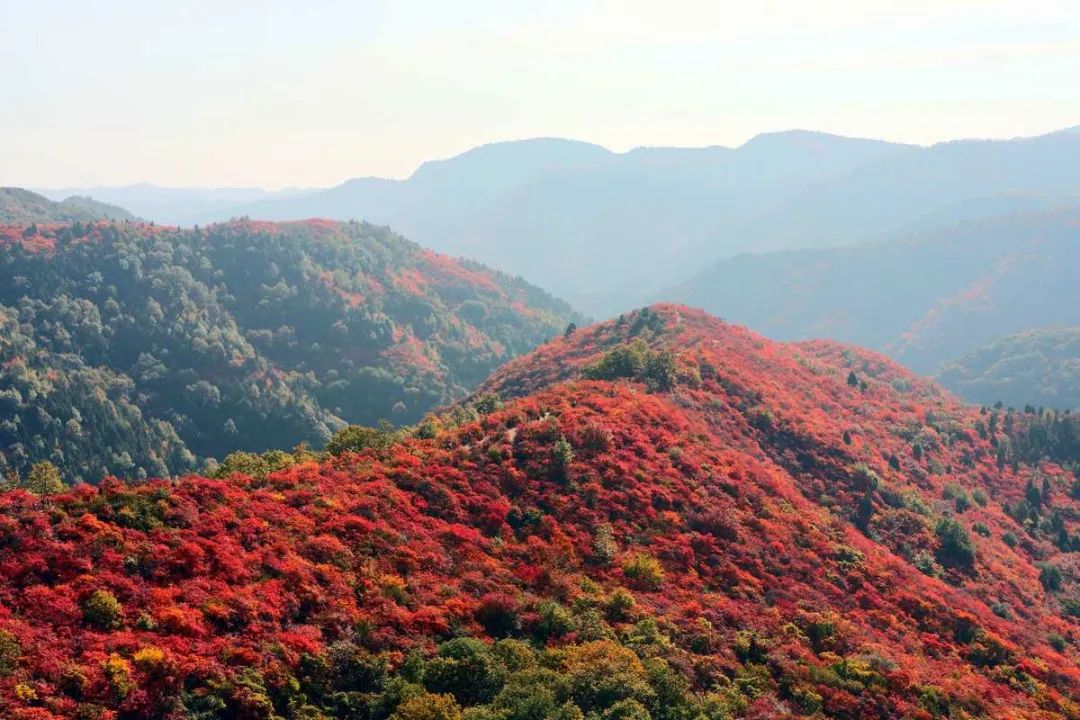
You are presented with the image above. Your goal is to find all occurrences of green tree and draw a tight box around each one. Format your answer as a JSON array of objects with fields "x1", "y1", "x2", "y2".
[
  {"x1": 0, "y1": 466, "x2": 19, "y2": 491},
  {"x1": 424, "y1": 638, "x2": 503, "y2": 706},
  {"x1": 550, "y1": 436, "x2": 574, "y2": 483},
  {"x1": 25, "y1": 461, "x2": 64, "y2": 495},
  {"x1": 934, "y1": 516, "x2": 976, "y2": 571},
  {"x1": 83, "y1": 590, "x2": 124, "y2": 630},
  {"x1": 592, "y1": 523, "x2": 618, "y2": 566},
  {"x1": 493, "y1": 668, "x2": 562, "y2": 720},
  {"x1": 326, "y1": 422, "x2": 402, "y2": 456},
  {"x1": 644, "y1": 351, "x2": 676, "y2": 392},
  {"x1": 562, "y1": 641, "x2": 654, "y2": 714},
  {"x1": 0, "y1": 630, "x2": 19, "y2": 677},
  {"x1": 622, "y1": 554, "x2": 664, "y2": 590},
  {"x1": 1039, "y1": 563, "x2": 1063, "y2": 592},
  {"x1": 473, "y1": 393, "x2": 503, "y2": 415}
]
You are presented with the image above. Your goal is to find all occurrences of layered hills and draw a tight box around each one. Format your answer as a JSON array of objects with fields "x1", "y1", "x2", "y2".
[
  {"x1": 663, "y1": 207, "x2": 1080, "y2": 378},
  {"x1": 0, "y1": 219, "x2": 576, "y2": 482},
  {"x1": 52, "y1": 128, "x2": 1080, "y2": 316},
  {"x1": 1, "y1": 306, "x2": 1079, "y2": 719}
]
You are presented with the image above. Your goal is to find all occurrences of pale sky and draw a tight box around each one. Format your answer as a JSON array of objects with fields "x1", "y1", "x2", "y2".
[{"x1": 3, "y1": 0, "x2": 1079, "y2": 188}]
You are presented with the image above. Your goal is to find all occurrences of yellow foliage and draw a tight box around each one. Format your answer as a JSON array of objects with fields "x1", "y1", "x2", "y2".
[
  {"x1": 133, "y1": 645, "x2": 167, "y2": 672},
  {"x1": 391, "y1": 692, "x2": 463, "y2": 720},
  {"x1": 621, "y1": 553, "x2": 664, "y2": 589},
  {"x1": 102, "y1": 653, "x2": 134, "y2": 699}
]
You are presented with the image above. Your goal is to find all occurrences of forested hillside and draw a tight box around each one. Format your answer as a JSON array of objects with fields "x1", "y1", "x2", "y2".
[
  {"x1": 0, "y1": 219, "x2": 577, "y2": 483},
  {"x1": 1, "y1": 306, "x2": 1080, "y2": 719},
  {"x1": 663, "y1": 208, "x2": 1080, "y2": 377},
  {"x1": 936, "y1": 327, "x2": 1080, "y2": 410},
  {"x1": 0, "y1": 188, "x2": 136, "y2": 224}
]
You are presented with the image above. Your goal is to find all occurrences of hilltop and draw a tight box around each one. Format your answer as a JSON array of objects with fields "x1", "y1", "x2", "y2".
[
  {"x1": 0, "y1": 218, "x2": 578, "y2": 482},
  {"x1": 1, "y1": 306, "x2": 1079, "y2": 718},
  {"x1": 0, "y1": 188, "x2": 136, "y2": 224}
]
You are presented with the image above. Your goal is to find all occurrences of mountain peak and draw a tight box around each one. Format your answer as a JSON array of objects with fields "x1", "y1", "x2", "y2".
[
  {"x1": 738, "y1": 128, "x2": 909, "y2": 153},
  {"x1": 409, "y1": 137, "x2": 614, "y2": 182},
  {"x1": 479, "y1": 303, "x2": 917, "y2": 403}
]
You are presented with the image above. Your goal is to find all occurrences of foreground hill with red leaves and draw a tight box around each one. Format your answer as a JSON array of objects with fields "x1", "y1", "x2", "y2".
[{"x1": 2, "y1": 305, "x2": 1080, "y2": 719}]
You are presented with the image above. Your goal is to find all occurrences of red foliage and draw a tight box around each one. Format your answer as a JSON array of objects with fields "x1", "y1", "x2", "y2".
[{"x1": 1, "y1": 305, "x2": 1079, "y2": 718}]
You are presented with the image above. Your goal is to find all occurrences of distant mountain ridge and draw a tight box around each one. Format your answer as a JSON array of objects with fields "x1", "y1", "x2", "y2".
[
  {"x1": 40, "y1": 125, "x2": 1080, "y2": 316},
  {"x1": 35, "y1": 183, "x2": 315, "y2": 227},
  {"x1": 0, "y1": 187, "x2": 137, "y2": 224},
  {"x1": 661, "y1": 206, "x2": 1080, "y2": 379}
]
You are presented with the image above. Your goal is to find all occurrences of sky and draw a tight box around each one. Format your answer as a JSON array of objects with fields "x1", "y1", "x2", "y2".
[{"x1": 2, "y1": 0, "x2": 1080, "y2": 189}]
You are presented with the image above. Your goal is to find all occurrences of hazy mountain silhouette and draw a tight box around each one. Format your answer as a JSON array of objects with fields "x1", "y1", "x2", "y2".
[
  {"x1": 36, "y1": 183, "x2": 316, "y2": 226},
  {"x1": 196, "y1": 132, "x2": 907, "y2": 312},
  {"x1": 0, "y1": 187, "x2": 137, "y2": 223},
  {"x1": 36, "y1": 126, "x2": 1080, "y2": 317},
  {"x1": 662, "y1": 207, "x2": 1080, "y2": 376}
]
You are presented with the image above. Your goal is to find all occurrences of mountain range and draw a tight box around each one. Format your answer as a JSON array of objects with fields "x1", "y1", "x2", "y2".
[
  {"x1": 662, "y1": 207, "x2": 1080, "y2": 384},
  {"x1": 35, "y1": 184, "x2": 313, "y2": 228},
  {"x1": 38, "y1": 127, "x2": 1080, "y2": 316},
  {"x1": 2, "y1": 305, "x2": 1079, "y2": 719}
]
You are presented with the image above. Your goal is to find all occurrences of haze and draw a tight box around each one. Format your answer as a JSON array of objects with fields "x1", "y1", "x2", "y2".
[{"x1": 3, "y1": 0, "x2": 1080, "y2": 188}]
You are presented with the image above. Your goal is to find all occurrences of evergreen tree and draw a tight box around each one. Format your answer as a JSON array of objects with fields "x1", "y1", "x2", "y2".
[{"x1": 25, "y1": 461, "x2": 64, "y2": 495}]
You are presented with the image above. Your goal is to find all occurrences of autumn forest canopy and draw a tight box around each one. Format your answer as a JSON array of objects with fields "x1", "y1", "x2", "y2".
[{"x1": 1, "y1": 304, "x2": 1080, "y2": 720}]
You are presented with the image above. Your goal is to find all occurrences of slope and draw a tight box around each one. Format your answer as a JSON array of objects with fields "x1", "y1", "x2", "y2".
[
  {"x1": 936, "y1": 326, "x2": 1080, "y2": 410},
  {"x1": 0, "y1": 219, "x2": 578, "y2": 482},
  {"x1": 2, "y1": 306, "x2": 1079, "y2": 719},
  {"x1": 0, "y1": 188, "x2": 136, "y2": 224},
  {"x1": 662, "y1": 207, "x2": 1080, "y2": 376}
]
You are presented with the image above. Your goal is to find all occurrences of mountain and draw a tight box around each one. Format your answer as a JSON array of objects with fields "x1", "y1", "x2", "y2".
[
  {"x1": 35, "y1": 184, "x2": 316, "y2": 227},
  {"x1": 39, "y1": 128, "x2": 1080, "y2": 316},
  {"x1": 31, "y1": 127, "x2": 1080, "y2": 316},
  {"x1": 0, "y1": 219, "x2": 578, "y2": 483},
  {"x1": 214, "y1": 138, "x2": 616, "y2": 222},
  {"x1": 112, "y1": 126, "x2": 1080, "y2": 317},
  {"x1": 204, "y1": 133, "x2": 909, "y2": 314},
  {"x1": 0, "y1": 188, "x2": 136, "y2": 224},
  {"x1": 936, "y1": 326, "x2": 1080, "y2": 410},
  {"x1": 662, "y1": 207, "x2": 1080, "y2": 376},
  {"x1": 704, "y1": 131, "x2": 1080, "y2": 257},
  {"x1": 2, "y1": 305, "x2": 1080, "y2": 719}
]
